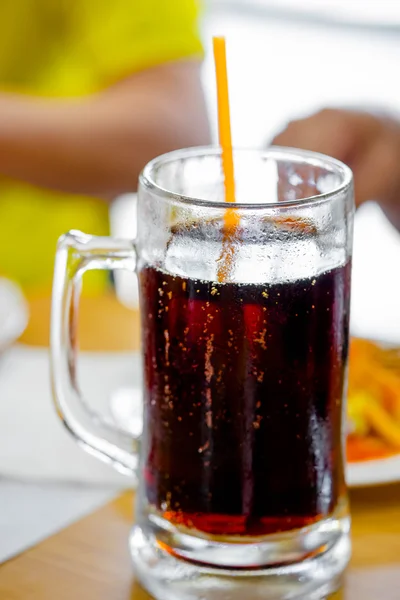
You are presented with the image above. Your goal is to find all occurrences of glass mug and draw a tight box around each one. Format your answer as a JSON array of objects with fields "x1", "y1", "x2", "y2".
[{"x1": 51, "y1": 147, "x2": 354, "y2": 600}]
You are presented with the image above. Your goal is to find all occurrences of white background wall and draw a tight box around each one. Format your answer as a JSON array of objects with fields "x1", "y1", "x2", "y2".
[
  {"x1": 211, "y1": 0, "x2": 400, "y2": 27},
  {"x1": 202, "y1": 2, "x2": 400, "y2": 146}
]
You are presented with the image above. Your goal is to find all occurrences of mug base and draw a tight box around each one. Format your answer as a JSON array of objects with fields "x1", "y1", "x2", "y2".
[{"x1": 129, "y1": 519, "x2": 351, "y2": 600}]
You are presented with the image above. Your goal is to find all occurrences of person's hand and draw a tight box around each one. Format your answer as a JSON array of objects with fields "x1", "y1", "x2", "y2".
[{"x1": 272, "y1": 108, "x2": 400, "y2": 226}]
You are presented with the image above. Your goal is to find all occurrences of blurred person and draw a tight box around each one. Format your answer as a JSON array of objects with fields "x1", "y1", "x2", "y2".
[
  {"x1": 0, "y1": 0, "x2": 209, "y2": 293},
  {"x1": 273, "y1": 109, "x2": 400, "y2": 231}
]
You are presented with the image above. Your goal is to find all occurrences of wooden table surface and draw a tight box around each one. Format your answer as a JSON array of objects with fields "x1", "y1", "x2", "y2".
[
  {"x1": 1, "y1": 486, "x2": 400, "y2": 600},
  {"x1": 1, "y1": 292, "x2": 400, "y2": 599}
]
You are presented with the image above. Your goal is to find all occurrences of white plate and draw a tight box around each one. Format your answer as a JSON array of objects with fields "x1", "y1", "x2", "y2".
[
  {"x1": 0, "y1": 278, "x2": 28, "y2": 350},
  {"x1": 347, "y1": 454, "x2": 400, "y2": 488}
]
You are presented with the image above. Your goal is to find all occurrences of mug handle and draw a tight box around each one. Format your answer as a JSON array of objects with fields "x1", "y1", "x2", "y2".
[{"x1": 51, "y1": 230, "x2": 139, "y2": 476}]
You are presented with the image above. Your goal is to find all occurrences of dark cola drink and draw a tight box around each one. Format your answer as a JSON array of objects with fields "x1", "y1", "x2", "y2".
[{"x1": 139, "y1": 221, "x2": 350, "y2": 537}]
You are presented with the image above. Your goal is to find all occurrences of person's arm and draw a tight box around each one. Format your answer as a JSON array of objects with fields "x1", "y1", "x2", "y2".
[
  {"x1": 0, "y1": 60, "x2": 210, "y2": 197},
  {"x1": 272, "y1": 108, "x2": 400, "y2": 229}
]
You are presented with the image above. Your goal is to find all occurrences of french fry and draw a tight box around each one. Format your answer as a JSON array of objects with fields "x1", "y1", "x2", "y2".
[
  {"x1": 364, "y1": 397, "x2": 400, "y2": 449},
  {"x1": 348, "y1": 339, "x2": 400, "y2": 455}
]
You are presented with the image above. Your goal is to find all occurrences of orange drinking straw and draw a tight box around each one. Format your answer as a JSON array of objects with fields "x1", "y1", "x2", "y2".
[
  {"x1": 213, "y1": 36, "x2": 236, "y2": 206},
  {"x1": 213, "y1": 36, "x2": 239, "y2": 281}
]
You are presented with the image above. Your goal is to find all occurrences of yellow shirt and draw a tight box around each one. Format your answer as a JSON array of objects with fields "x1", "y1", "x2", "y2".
[{"x1": 0, "y1": 0, "x2": 202, "y2": 293}]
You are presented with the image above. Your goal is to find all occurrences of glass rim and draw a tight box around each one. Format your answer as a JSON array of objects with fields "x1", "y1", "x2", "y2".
[{"x1": 140, "y1": 145, "x2": 353, "y2": 210}]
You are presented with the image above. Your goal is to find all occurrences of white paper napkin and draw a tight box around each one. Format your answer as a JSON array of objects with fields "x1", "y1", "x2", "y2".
[
  {"x1": 0, "y1": 345, "x2": 142, "y2": 485},
  {"x1": 0, "y1": 481, "x2": 118, "y2": 564},
  {"x1": 351, "y1": 202, "x2": 400, "y2": 345}
]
